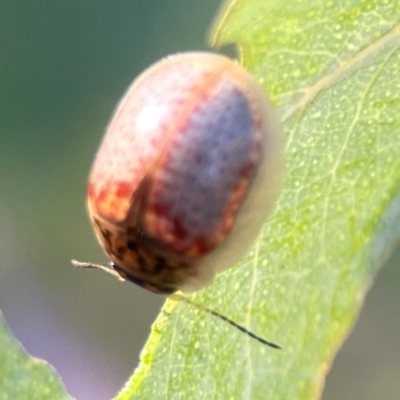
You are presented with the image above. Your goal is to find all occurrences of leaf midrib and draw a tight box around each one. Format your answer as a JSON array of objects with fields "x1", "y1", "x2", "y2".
[{"x1": 282, "y1": 23, "x2": 400, "y2": 123}]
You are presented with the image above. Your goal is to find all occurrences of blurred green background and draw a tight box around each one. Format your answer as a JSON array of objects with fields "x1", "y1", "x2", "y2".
[{"x1": 0, "y1": 1, "x2": 398, "y2": 399}]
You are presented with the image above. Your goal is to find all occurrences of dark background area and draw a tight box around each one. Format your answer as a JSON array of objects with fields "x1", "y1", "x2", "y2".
[{"x1": 0, "y1": 1, "x2": 398, "y2": 399}]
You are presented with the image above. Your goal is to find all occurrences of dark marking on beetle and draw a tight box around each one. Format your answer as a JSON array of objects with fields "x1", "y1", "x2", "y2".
[
  {"x1": 116, "y1": 245, "x2": 127, "y2": 259},
  {"x1": 137, "y1": 254, "x2": 146, "y2": 269},
  {"x1": 127, "y1": 240, "x2": 137, "y2": 251},
  {"x1": 112, "y1": 262, "x2": 176, "y2": 294},
  {"x1": 93, "y1": 218, "x2": 114, "y2": 255},
  {"x1": 155, "y1": 256, "x2": 167, "y2": 274}
]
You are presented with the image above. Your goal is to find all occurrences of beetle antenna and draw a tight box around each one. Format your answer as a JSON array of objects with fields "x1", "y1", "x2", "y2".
[
  {"x1": 72, "y1": 259, "x2": 280, "y2": 349},
  {"x1": 72, "y1": 259, "x2": 126, "y2": 281},
  {"x1": 168, "y1": 293, "x2": 281, "y2": 349}
]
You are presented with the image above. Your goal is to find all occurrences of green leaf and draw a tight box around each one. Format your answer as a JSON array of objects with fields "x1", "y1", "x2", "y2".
[
  {"x1": 116, "y1": 1, "x2": 400, "y2": 399},
  {"x1": 0, "y1": 312, "x2": 73, "y2": 400}
]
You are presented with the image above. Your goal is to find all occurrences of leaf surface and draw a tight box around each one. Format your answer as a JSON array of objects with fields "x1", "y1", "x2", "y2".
[{"x1": 117, "y1": 1, "x2": 400, "y2": 399}]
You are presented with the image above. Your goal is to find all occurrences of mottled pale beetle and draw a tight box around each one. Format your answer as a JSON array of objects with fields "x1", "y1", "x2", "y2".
[{"x1": 80, "y1": 52, "x2": 282, "y2": 295}]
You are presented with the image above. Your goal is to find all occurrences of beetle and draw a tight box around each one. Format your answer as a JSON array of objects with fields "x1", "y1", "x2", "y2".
[{"x1": 73, "y1": 52, "x2": 283, "y2": 347}]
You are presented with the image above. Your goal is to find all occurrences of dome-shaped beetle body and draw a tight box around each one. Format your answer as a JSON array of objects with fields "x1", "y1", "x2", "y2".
[{"x1": 87, "y1": 52, "x2": 283, "y2": 294}]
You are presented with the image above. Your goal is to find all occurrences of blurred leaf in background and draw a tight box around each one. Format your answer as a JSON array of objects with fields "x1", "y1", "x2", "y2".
[{"x1": 0, "y1": 313, "x2": 72, "y2": 400}]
